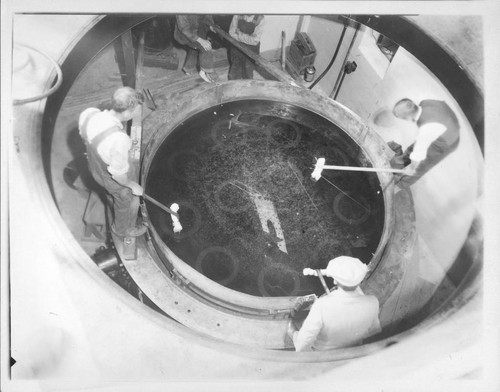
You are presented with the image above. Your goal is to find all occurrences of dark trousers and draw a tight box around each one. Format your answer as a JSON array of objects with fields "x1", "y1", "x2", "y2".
[
  {"x1": 88, "y1": 152, "x2": 140, "y2": 236},
  {"x1": 180, "y1": 21, "x2": 214, "y2": 73},
  {"x1": 228, "y1": 43, "x2": 259, "y2": 80}
]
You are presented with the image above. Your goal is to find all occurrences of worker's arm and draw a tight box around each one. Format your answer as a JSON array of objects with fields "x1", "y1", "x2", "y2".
[
  {"x1": 402, "y1": 160, "x2": 420, "y2": 176},
  {"x1": 228, "y1": 15, "x2": 238, "y2": 39},
  {"x1": 232, "y1": 16, "x2": 265, "y2": 46},
  {"x1": 103, "y1": 132, "x2": 143, "y2": 196},
  {"x1": 174, "y1": 15, "x2": 211, "y2": 50},
  {"x1": 111, "y1": 173, "x2": 143, "y2": 196},
  {"x1": 303, "y1": 268, "x2": 327, "y2": 277},
  {"x1": 292, "y1": 302, "x2": 323, "y2": 352},
  {"x1": 405, "y1": 122, "x2": 446, "y2": 175},
  {"x1": 240, "y1": 16, "x2": 265, "y2": 46},
  {"x1": 203, "y1": 15, "x2": 215, "y2": 28}
]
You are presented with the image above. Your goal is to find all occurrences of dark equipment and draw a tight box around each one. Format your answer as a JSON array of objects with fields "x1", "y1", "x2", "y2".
[
  {"x1": 304, "y1": 66, "x2": 316, "y2": 82},
  {"x1": 288, "y1": 32, "x2": 316, "y2": 74},
  {"x1": 92, "y1": 246, "x2": 119, "y2": 273},
  {"x1": 135, "y1": 17, "x2": 179, "y2": 70}
]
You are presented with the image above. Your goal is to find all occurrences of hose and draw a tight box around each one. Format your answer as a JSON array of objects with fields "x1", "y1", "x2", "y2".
[
  {"x1": 308, "y1": 20, "x2": 348, "y2": 90},
  {"x1": 13, "y1": 43, "x2": 63, "y2": 105}
]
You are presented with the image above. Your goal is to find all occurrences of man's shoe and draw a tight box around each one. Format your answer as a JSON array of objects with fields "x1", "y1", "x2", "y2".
[
  {"x1": 199, "y1": 70, "x2": 218, "y2": 83},
  {"x1": 124, "y1": 225, "x2": 147, "y2": 237},
  {"x1": 199, "y1": 70, "x2": 212, "y2": 83}
]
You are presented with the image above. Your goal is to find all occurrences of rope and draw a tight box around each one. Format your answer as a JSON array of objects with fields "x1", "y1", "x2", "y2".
[
  {"x1": 228, "y1": 181, "x2": 260, "y2": 197},
  {"x1": 320, "y1": 175, "x2": 370, "y2": 212},
  {"x1": 288, "y1": 161, "x2": 318, "y2": 210}
]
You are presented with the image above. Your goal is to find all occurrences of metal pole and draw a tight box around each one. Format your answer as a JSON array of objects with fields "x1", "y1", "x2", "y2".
[
  {"x1": 212, "y1": 25, "x2": 299, "y2": 86},
  {"x1": 143, "y1": 194, "x2": 179, "y2": 217},
  {"x1": 323, "y1": 164, "x2": 406, "y2": 174},
  {"x1": 330, "y1": 23, "x2": 360, "y2": 99},
  {"x1": 333, "y1": 70, "x2": 347, "y2": 100},
  {"x1": 316, "y1": 270, "x2": 330, "y2": 295}
]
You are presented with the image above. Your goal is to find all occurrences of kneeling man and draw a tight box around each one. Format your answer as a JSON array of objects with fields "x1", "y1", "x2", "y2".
[{"x1": 289, "y1": 256, "x2": 381, "y2": 352}]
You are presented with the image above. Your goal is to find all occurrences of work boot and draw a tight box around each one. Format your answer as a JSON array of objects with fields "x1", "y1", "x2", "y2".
[{"x1": 199, "y1": 69, "x2": 218, "y2": 83}]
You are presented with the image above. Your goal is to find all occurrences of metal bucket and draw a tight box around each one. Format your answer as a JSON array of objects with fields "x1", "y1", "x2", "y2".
[{"x1": 304, "y1": 66, "x2": 316, "y2": 82}]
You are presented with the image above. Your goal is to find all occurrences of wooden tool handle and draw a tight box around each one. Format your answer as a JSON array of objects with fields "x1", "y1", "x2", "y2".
[
  {"x1": 316, "y1": 269, "x2": 330, "y2": 295},
  {"x1": 323, "y1": 164, "x2": 406, "y2": 174},
  {"x1": 143, "y1": 194, "x2": 179, "y2": 217}
]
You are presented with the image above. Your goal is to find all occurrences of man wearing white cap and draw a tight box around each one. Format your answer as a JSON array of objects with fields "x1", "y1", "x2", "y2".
[{"x1": 288, "y1": 256, "x2": 381, "y2": 352}]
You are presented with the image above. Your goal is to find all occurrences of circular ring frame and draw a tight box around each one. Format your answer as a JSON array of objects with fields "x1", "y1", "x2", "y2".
[
  {"x1": 333, "y1": 193, "x2": 371, "y2": 225},
  {"x1": 195, "y1": 246, "x2": 240, "y2": 286},
  {"x1": 257, "y1": 264, "x2": 301, "y2": 297}
]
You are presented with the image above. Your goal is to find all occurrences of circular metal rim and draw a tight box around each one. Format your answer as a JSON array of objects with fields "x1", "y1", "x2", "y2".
[{"x1": 142, "y1": 80, "x2": 395, "y2": 312}]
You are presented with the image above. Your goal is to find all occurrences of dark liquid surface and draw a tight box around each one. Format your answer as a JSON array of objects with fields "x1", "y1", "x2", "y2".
[{"x1": 146, "y1": 100, "x2": 385, "y2": 297}]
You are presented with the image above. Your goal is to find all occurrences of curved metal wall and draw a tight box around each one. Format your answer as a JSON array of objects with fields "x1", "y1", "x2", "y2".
[{"x1": 5, "y1": 13, "x2": 487, "y2": 386}]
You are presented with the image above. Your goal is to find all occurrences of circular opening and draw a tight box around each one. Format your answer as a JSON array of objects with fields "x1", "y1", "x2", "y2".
[{"x1": 146, "y1": 99, "x2": 385, "y2": 298}]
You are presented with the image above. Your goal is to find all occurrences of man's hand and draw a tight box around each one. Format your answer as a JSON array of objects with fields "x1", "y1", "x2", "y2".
[
  {"x1": 130, "y1": 182, "x2": 144, "y2": 196},
  {"x1": 403, "y1": 161, "x2": 419, "y2": 176},
  {"x1": 302, "y1": 268, "x2": 318, "y2": 277},
  {"x1": 112, "y1": 174, "x2": 144, "y2": 195},
  {"x1": 196, "y1": 37, "x2": 212, "y2": 51}
]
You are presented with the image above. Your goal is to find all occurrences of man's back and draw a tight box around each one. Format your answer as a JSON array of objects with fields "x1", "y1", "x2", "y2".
[{"x1": 293, "y1": 288, "x2": 381, "y2": 352}]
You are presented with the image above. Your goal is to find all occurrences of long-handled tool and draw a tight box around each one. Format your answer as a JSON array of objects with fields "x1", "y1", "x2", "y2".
[
  {"x1": 311, "y1": 157, "x2": 406, "y2": 181},
  {"x1": 143, "y1": 194, "x2": 178, "y2": 217},
  {"x1": 303, "y1": 268, "x2": 331, "y2": 295},
  {"x1": 142, "y1": 194, "x2": 183, "y2": 233}
]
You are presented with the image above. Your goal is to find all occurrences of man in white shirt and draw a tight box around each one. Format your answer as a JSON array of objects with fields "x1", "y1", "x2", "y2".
[
  {"x1": 288, "y1": 256, "x2": 381, "y2": 352},
  {"x1": 79, "y1": 87, "x2": 146, "y2": 238},
  {"x1": 228, "y1": 15, "x2": 265, "y2": 80},
  {"x1": 391, "y1": 98, "x2": 460, "y2": 187}
]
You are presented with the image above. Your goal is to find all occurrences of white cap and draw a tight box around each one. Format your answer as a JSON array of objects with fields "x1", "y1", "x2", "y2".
[{"x1": 325, "y1": 256, "x2": 368, "y2": 287}]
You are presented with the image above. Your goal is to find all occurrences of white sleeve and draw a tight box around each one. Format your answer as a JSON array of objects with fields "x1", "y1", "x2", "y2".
[
  {"x1": 409, "y1": 123, "x2": 446, "y2": 162},
  {"x1": 232, "y1": 16, "x2": 264, "y2": 46},
  {"x1": 97, "y1": 132, "x2": 131, "y2": 177},
  {"x1": 293, "y1": 302, "x2": 323, "y2": 352},
  {"x1": 228, "y1": 15, "x2": 238, "y2": 39},
  {"x1": 78, "y1": 108, "x2": 100, "y2": 136}
]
